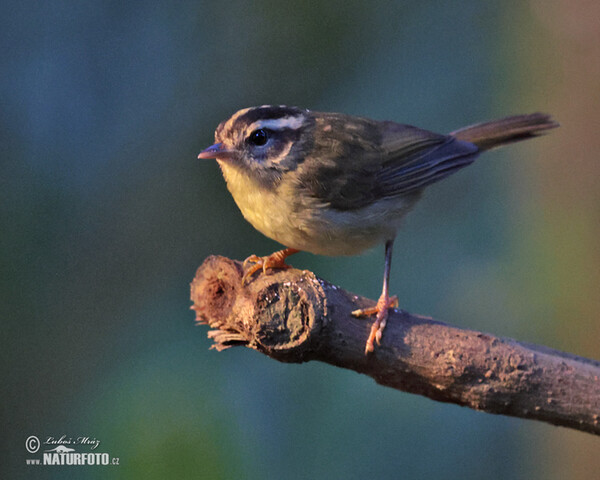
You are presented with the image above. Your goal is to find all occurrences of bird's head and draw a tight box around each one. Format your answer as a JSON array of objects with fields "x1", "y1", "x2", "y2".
[{"x1": 198, "y1": 105, "x2": 315, "y2": 188}]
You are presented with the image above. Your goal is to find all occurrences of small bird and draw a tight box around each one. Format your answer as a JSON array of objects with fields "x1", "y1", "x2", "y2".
[{"x1": 198, "y1": 106, "x2": 558, "y2": 354}]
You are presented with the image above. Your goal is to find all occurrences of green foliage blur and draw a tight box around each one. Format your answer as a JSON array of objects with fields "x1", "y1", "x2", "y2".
[{"x1": 2, "y1": 1, "x2": 599, "y2": 479}]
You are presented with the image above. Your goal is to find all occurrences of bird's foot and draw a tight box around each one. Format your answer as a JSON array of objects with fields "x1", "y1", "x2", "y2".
[
  {"x1": 352, "y1": 294, "x2": 398, "y2": 354},
  {"x1": 242, "y1": 248, "x2": 299, "y2": 285}
]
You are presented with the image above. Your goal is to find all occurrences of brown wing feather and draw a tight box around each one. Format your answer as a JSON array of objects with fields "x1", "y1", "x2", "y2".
[{"x1": 297, "y1": 116, "x2": 479, "y2": 211}]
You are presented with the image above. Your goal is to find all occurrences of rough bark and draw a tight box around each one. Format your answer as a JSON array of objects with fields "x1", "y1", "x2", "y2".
[{"x1": 191, "y1": 255, "x2": 600, "y2": 435}]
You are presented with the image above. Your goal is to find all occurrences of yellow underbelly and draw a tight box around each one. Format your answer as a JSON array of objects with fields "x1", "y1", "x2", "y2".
[{"x1": 219, "y1": 162, "x2": 416, "y2": 256}]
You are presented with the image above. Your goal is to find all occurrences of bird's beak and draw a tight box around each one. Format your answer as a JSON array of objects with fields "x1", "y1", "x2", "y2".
[{"x1": 197, "y1": 143, "x2": 234, "y2": 159}]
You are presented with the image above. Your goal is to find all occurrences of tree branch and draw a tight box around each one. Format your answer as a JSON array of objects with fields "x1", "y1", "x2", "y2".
[{"x1": 191, "y1": 255, "x2": 600, "y2": 435}]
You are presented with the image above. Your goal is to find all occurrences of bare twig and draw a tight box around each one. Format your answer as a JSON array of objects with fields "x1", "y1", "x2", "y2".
[{"x1": 191, "y1": 255, "x2": 600, "y2": 435}]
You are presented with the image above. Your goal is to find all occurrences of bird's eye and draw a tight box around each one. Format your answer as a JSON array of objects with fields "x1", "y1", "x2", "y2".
[{"x1": 248, "y1": 129, "x2": 269, "y2": 146}]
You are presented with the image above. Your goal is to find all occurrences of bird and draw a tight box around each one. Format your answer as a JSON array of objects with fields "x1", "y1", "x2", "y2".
[{"x1": 198, "y1": 105, "x2": 558, "y2": 354}]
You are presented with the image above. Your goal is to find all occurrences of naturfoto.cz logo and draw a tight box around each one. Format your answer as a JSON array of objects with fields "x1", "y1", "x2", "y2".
[{"x1": 25, "y1": 435, "x2": 120, "y2": 466}]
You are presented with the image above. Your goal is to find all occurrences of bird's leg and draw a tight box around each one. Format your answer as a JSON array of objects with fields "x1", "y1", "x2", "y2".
[
  {"x1": 242, "y1": 247, "x2": 300, "y2": 285},
  {"x1": 352, "y1": 239, "x2": 398, "y2": 354}
]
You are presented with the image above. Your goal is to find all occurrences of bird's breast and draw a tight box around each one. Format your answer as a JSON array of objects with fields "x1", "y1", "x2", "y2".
[{"x1": 219, "y1": 162, "x2": 299, "y2": 244}]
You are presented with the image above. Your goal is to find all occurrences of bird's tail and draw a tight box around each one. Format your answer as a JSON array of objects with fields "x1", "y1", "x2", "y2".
[{"x1": 450, "y1": 113, "x2": 559, "y2": 151}]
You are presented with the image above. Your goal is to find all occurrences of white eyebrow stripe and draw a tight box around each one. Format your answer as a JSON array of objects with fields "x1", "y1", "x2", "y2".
[
  {"x1": 224, "y1": 107, "x2": 252, "y2": 132},
  {"x1": 247, "y1": 115, "x2": 305, "y2": 133}
]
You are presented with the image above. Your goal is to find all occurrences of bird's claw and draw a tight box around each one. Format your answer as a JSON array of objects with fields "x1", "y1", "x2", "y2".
[
  {"x1": 241, "y1": 249, "x2": 295, "y2": 285},
  {"x1": 352, "y1": 295, "x2": 398, "y2": 354}
]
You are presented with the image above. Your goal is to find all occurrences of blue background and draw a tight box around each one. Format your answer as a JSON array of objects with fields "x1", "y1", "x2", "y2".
[{"x1": 3, "y1": 1, "x2": 600, "y2": 478}]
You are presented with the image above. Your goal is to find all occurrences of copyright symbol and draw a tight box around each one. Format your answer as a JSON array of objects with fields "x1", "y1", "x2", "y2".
[{"x1": 26, "y1": 436, "x2": 40, "y2": 454}]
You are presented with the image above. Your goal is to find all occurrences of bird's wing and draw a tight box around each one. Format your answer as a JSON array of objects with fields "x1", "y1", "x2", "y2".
[
  {"x1": 298, "y1": 119, "x2": 479, "y2": 211},
  {"x1": 374, "y1": 121, "x2": 479, "y2": 197}
]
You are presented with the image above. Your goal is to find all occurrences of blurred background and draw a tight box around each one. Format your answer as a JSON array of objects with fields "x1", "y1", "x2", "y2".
[{"x1": 2, "y1": 0, "x2": 599, "y2": 478}]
